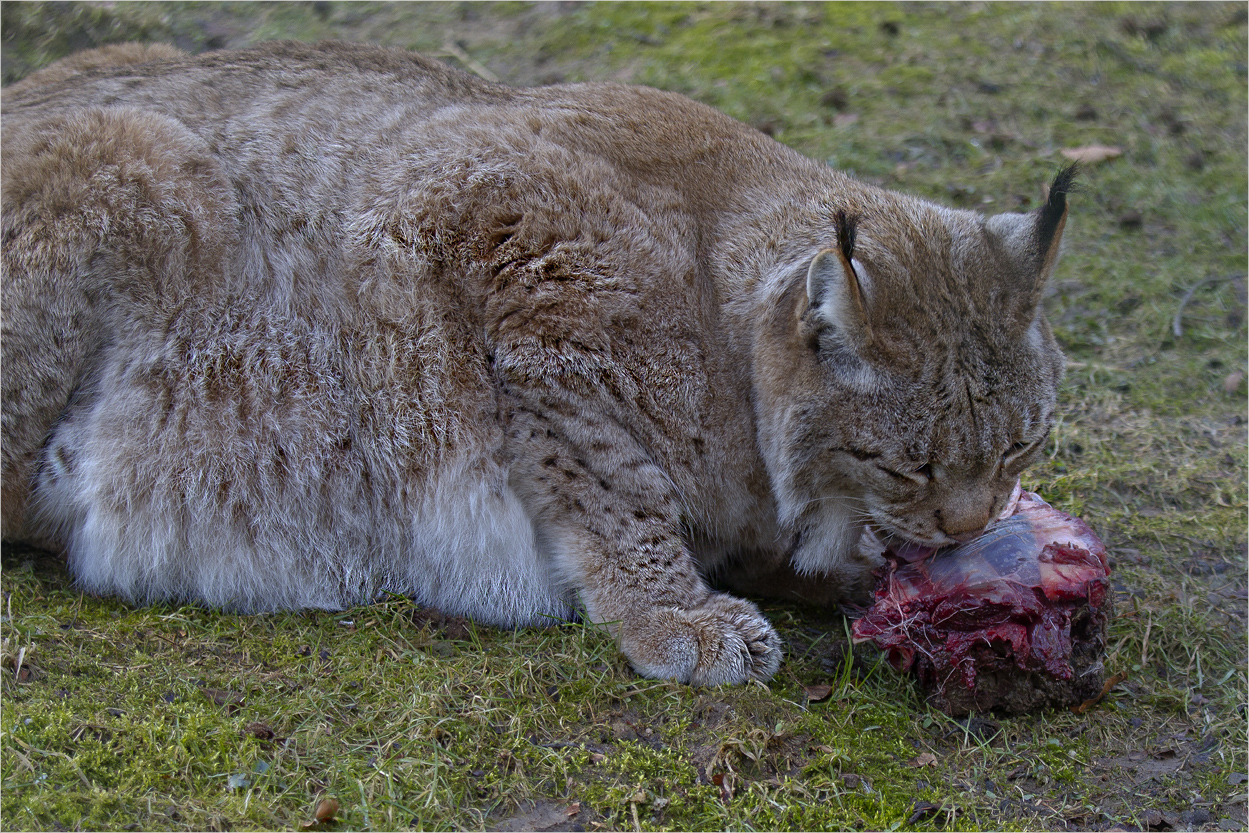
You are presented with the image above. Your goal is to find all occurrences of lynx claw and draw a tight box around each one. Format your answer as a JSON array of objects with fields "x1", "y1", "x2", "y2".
[{"x1": 619, "y1": 593, "x2": 783, "y2": 686}]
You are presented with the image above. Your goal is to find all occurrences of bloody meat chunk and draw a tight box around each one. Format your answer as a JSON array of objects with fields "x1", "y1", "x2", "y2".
[{"x1": 851, "y1": 487, "x2": 1112, "y2": 716}]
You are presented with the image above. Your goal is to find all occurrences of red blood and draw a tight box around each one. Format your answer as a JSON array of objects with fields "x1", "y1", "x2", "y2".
[{"x1": 851, "y1": 487, "x2": 1111, "y2": 715}]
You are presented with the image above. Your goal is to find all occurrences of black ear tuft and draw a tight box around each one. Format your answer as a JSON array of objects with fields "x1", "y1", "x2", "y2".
[
  {"x1": 1037, "y1": 164, "x2": 1078, "y2": 256},
  {"x1": 835, "y1": 210, "x2": 860, "y2": 263},
  {"x1": 1049, "y1": 162, "x2": 1079, "y2": 198}
]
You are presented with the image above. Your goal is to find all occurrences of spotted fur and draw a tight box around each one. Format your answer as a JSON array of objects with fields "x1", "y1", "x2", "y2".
[{"x1": 1, "y1": 42, "x2": 1068, "y2": 684}]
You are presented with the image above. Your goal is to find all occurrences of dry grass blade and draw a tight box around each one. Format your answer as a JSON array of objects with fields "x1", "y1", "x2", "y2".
[
  {"x1": 0, "y1": 3, "x2": 1244, "y2": 832},
  {"x1": 1172, "y1": 274, "x2": 1244, "y2": 337}
]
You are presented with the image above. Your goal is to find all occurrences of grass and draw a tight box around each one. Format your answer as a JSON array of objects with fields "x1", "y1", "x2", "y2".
[{"x1": 2, "y1": 2, "x2": 1246, "y2": 830}]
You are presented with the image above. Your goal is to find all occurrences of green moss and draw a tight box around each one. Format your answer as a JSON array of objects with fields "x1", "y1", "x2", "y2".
[{"x1": 3, "y1": 2, "x2": 1246, "y2": 830}]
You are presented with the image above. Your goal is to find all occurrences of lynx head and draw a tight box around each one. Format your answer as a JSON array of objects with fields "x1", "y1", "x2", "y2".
[{"x1": 755, "y1": 167, "x2": 1074, "y2": 585}]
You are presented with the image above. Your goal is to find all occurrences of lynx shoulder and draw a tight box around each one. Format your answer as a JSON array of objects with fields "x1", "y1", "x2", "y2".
[{"x1": 1, "y1": 41, "x2": 1069, "y2": 684}]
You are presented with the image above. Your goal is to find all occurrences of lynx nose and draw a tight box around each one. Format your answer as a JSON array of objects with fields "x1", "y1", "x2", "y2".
[{"x1": 935, "y1": 495, "x2": 994, "y2": 542}]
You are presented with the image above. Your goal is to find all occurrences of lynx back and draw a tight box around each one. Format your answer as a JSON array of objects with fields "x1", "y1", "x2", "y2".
[{"x1": 1, "y1": 42, "x2": 1069, "y2": 684}]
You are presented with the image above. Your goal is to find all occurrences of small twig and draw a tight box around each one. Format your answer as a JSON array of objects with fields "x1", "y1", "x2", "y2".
[
  {"x1": 1071, "y1": 670, "x2": 1129, "y2": 714},
  {"x1": 439, "y1": 41, "x2": 499, "y2": 83},
  {"x1": 1173, "y1": 278, "x2": 1214, "y2": 338},
  {"x1": 1173, "y1": 273, "x2": 1241, "y2": 338},
  {"x1": 1064, "y1": 360, "x2": 1127, "y2": 373}
]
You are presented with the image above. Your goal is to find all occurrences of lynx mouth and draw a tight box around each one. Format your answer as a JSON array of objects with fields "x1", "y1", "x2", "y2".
[
  {"x1": 858, "y1": 512, "x2": 950, "y2": 563},
  {"x1": 863, "y1": 481, "x2": 1024, "y2": 562},
  {"x1": 860, "y1": 523, "x2": 947, "y2": 564}
]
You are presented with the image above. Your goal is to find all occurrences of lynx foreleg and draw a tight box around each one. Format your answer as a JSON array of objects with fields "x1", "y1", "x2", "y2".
[{"x1": 505, "y1": 404, "x2": 782, "y2": 685}]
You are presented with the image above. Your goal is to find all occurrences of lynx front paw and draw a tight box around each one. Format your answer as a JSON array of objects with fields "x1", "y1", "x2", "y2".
[{"x1": 619, "y1": 593, "x2": 783, "y2": 686}]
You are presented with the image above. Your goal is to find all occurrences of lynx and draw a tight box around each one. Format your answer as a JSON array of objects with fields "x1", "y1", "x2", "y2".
[{"x1": 1, "y1": 42, "x2": 1070, "y2": 685}]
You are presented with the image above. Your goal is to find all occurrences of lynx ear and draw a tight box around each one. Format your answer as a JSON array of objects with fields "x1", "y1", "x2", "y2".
[
  {"x1": 985, "y1": 164, "x2": 1077, "y2": 298},
  {"x1": 807, "y1": 212, "x2": 872, "y2": 344}
]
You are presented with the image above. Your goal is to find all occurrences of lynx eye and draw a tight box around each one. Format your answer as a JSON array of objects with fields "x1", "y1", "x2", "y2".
[
  {"x1": 1002, "y1": 439, "x2": 1041, "y2": 466},
  {"x1": 877, "y1": 461, "x2": 933, "y2": 483}
]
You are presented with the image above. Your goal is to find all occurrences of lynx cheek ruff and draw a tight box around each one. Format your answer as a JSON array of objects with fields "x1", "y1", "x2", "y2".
[{"x1": 852, "y1": 485, "x2": 1112, "y2": 716}]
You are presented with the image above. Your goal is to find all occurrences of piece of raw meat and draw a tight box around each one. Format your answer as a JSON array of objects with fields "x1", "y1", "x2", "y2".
[{"x1": 851, "y1": 485, "x2": 1112, "y2": 715}]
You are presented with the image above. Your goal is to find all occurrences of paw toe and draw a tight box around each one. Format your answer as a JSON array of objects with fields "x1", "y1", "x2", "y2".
[
  {"x1": 617, "y1": 594, "x2": 783, "y2": 686},
  {"x1": 687, "y1": 594, "x2": 782, "y2": 685}
]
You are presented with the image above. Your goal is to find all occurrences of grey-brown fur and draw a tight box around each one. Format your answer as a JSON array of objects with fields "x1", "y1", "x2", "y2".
[{"x1": 1, "y1": 42, "x2": 1068, "y2": 685}]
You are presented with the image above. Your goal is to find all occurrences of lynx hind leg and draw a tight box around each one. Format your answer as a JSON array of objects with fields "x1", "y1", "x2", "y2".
[
  {"x1": 508, "y1": 408, "x2": 782, "y2": 685},
  {"x1": 31, "y1": 286, "x2": 571, "y2": 618},
  {"x1": 29, "y1": 307, "x2": 382, "y2": 612},
  {"x1": 1, "y1": 107, "x2": 236, "y2": 539}
]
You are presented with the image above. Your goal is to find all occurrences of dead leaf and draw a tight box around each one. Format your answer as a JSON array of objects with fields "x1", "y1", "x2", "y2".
[
  {"x1": 315, "y1": 798, "x2": 339, "y2": 823},
  {"x1": 1005, "y1": 764, "x2": 1029, "y2": 781},
  {"x1": 908, "y1": 752, "x2": 938, "y2": 767},
  {"x1": 589, "y1": 752, "x2": 607, "y2": 764},
  {"x1": 803, "y1": 684, "x2": 833, "y2": 702},
  {"x1": 711, "y1": 771, "x2": 735, "y2": 803},
  {"x1": 301, "y1": 797, "x2": 340, "y2": 828},
  {"x1": 1224, "y1": 371, "x2": 1245, "y2": 394},
  {"x1": 564, "y1": 802, "x2": 581, "y2": 817},
  {"x1": 202, "y1": 689, "x2": 245, "y2": 708},
  {"x1": 244, "y1": 722, "x2": 276, "y2": 740},
  {"x1": 1061, "y1": 145, "x2": 1122, "y2": 164},
  {"x1": 907, "y1": 801, "x2": 943, "y2": 825}
]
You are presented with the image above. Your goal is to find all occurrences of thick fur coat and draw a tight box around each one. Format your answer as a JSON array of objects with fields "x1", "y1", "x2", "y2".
[{"x1": 1, "y1": 42, "x2": 1069, "y2": 684}]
